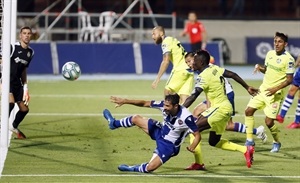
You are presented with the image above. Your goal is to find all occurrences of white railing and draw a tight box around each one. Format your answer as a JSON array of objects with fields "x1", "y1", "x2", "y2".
[{"x1": 16, "y1": 12, "x2": 176, "y2": 42}]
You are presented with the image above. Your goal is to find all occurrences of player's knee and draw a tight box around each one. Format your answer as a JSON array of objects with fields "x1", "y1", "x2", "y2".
[
  {"x1": 146, "y1": 164, "x2": 156, "y2": 172},
  {"x1": 131, "y1": 114, "x2": 142, "y2": 122},
  {"x1": 265, "y1": 118, "x2": 274, "y2": 128},
  {"x1": 19, "y1": 105, "x2": 29, "y2": 113},
  {"x1": 225, "y1": 121, "x2": 234, "y2": 131},
  {"x1": 20, "y1": 109, "x2": 29, "y2": 114},
  {"x1": 245, "y1": 107, "x2": 254, "y2": 116}
]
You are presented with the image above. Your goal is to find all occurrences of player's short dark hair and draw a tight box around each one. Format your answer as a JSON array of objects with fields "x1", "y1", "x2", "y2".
[
  {"x1": 20, "y1": 26, "x2": 32, "y2": 33},
  {"x1": 275, "y1": 32, "x2": 288, "y2": 42},
  {"x1": 165, "y1": 93, "x2": 180, "y2": 105},
  {"x1": 194, "y1": 50, "x2": 210, "y2": 65},
  {"x1": 185, "y1": 51, "x2": 194, "y2": 58}
]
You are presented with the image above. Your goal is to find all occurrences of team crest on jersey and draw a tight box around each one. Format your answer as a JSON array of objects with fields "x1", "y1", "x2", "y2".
[
  {"x1": 27, "y1": 52, "x2": 31, "y2": 57},
  {"x1": 178, "y1": 119, "x2": 183, "y2": 125},
  {"x1": 276, "y1": 58, "x2": 281, "y2": 64}
]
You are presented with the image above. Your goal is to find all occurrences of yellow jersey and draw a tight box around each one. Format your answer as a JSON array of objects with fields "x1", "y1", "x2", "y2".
[
  {"x1": 261, "y1": 50, "x2": 295, "y2": 92},
  {"x1": 195, "y1": 64, "x2": 230, "y2": 108},
  {"x1": 161, "y1": 36, "x2": 189, "y2": 71}
]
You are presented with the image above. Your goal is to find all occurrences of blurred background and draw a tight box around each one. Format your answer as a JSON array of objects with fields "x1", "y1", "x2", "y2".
[{"x1": 9, "y1": 0, "x2": 300, "y2": 74}]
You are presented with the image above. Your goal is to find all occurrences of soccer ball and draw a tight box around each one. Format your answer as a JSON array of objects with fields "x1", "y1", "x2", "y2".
[{"x1": 62, "y1": 61, "x2": 81, "y2": 81}]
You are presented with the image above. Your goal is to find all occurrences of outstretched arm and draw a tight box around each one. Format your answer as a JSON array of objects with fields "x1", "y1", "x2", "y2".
[
  {"x1": 182, "y1": 87, "x2": 203, "y2": 108},
  {"x1": 187, "y1": 131, "x2": 201, "y2": 153},
  {"x1": 152, "y1": 53, "x2": 170, "y2": 89},
  {"x1": 110, "y1": 96, "x2": 151, "y2": 108},
  {"x1": 223, "y1": 69, "x2": 258, "y2": 96},
  {"x1": 185, "y1": 115, "x2": 201, "y2": 153}
]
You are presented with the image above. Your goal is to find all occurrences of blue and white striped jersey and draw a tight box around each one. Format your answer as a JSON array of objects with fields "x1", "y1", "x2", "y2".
[{"x1": 150, "y1": 100, "x2": 198, "y2": 147}]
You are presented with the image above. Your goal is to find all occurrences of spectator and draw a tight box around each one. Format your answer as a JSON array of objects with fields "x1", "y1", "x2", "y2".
[{"x1": 180, "y1": 11, "x2": 207, "y2": 52}]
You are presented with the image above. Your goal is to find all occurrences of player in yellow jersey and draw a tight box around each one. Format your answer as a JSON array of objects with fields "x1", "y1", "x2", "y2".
[
  {"x1": 245, "y1": 32, "x2": 295, "y2": 153},
  {"x1": 183, "y1": 50, "x2": 259, "y2": 168},
  {"x1": 184, "y1": 52, "x2": 267, "y2": 170},
  {"x1": 151, "y1": 26, "x2": 194, "y2": 103}
]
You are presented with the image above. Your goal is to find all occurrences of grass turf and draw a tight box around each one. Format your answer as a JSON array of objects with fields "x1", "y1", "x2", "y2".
[{"x1": 0, "y1": 79, "x2": 299, "y2": 183}]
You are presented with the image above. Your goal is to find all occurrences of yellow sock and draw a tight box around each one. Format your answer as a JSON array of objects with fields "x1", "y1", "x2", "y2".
[
  {"x1": 215, "y1": 138, "x2": 247, "y2": 153},
  {"x1": 245, "y1": 116, "x2": 254, "y2": 140},
  {"x1": 189, "y1": 133, "x2": 204, "y2": 164},
  {"x1": 270, "y1": 124, "x2": 280, "y2": 142}
]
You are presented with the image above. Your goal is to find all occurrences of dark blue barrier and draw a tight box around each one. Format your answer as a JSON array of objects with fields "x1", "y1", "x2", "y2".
[
  {"x1": 28, "y1": 43, "x2": 53, "y2": 74},
  {"x1": 27, "y1": 42, "x2": 221, "y2": 74},
  {"x1": 246, "y1": 37, "x2": 300, "y2": 64},
  {"x1": 56, "y1": 43, "x2": 136, "y2": 74},
  {"x1": 141, "y1": 43, "x2": 172, "y2": 73}
]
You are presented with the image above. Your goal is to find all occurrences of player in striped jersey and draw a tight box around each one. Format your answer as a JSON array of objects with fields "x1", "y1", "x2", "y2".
[{"x1": 102, "y1": 93, "x2": 200, "y2": 173}]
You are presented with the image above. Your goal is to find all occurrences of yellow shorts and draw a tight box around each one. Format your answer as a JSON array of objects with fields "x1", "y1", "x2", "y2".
[
  {"x1": 165, "y1": 70, "x2": 194, "y2": 96},
  {"x1": 202, "y1": 103, "x2": 232, "y2": 135},
  {"x1": 247, "y1": 91, "x2": 284, "y2": 119}
]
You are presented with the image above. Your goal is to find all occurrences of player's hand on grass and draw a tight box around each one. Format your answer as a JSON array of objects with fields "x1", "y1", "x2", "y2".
[
  {"x1": 110, "y1": 96, "x2": 125, "y2": 108},
  {"x1": 247, "y1": 86, "x2": 259, "y2": 96}
]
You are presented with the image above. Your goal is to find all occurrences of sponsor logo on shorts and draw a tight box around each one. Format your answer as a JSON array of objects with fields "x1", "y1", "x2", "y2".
[{"x1": 272, "y1": 103, "x2": 278, "y2": 108}]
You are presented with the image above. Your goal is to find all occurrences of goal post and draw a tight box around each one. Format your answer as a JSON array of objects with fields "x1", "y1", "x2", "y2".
[
  {"x1": 11, "y1": 0, "x2": 16, "y2": 43},
  {"x1": 0, "y1": 0, "x2": 12, "y2": 148}
]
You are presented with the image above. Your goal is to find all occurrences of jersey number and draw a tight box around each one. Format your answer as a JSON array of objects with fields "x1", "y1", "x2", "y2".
[
  {"x1": 219, "y1": 76, "x2": 226, "y2": 94},
  {"x1": 177, "y1": 43, "x2": 185, "y2": 56}
]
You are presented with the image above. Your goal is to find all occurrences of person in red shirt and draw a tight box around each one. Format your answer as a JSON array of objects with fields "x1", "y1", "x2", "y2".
[{"x1": 180, "y1": 11, "x2": 207, "y2": 52}]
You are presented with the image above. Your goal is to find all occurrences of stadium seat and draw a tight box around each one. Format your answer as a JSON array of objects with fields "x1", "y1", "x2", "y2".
[
  {"x1": 78, "y1": 11, "x2": 99, "y2": 42},
  {"x1": 96, "y1": 11, "x2": 116, "y2": 42}
]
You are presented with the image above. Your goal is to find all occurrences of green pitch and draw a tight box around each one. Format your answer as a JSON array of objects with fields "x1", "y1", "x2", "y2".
[{"x1": 1, "y1": 79, "x2": 299, "y2": 183}]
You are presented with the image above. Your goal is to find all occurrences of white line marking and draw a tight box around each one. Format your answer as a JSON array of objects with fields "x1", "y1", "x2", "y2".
[
  {"x1": 31, "y1": 94, "x2": 163, "y2": 98},
  {"x1": 30, "y1": 94, "x2": 252, "y2": 99},
  {"x1": 1, "y1": 174, "x2": 299, "y2": 178},
  {"x1": 27, "y1": 113, "x2": 294, "y2": 118}
]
